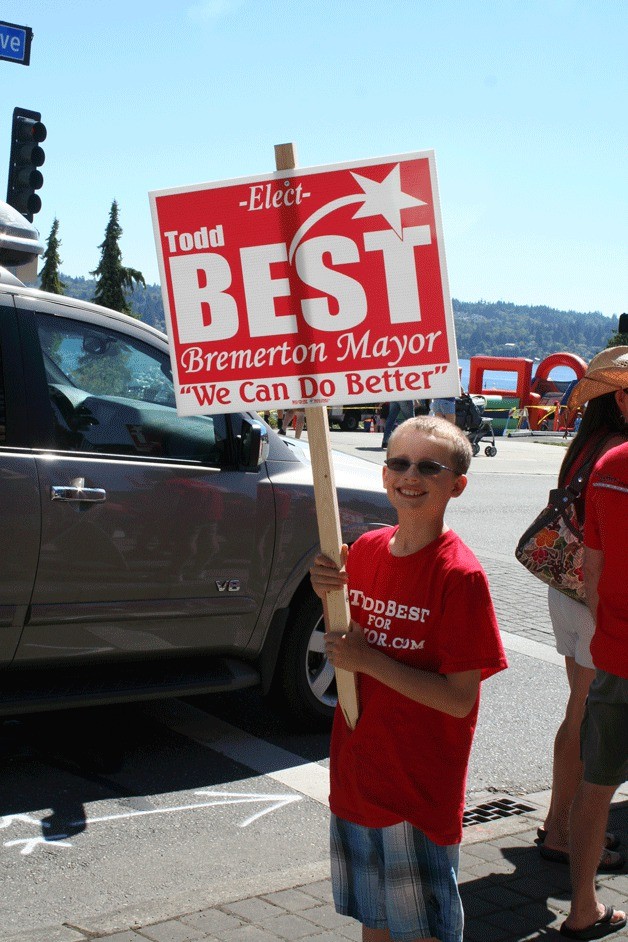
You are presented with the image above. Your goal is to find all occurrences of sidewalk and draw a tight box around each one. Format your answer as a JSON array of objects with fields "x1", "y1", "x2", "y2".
[{"x1": 27, "y1": 786, "x2": 628, "y2": 942}]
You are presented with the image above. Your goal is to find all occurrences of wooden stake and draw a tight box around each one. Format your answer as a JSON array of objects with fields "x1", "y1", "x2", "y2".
[{"x1": 274, "y1": 142, "x2": 359, "y2": 730}]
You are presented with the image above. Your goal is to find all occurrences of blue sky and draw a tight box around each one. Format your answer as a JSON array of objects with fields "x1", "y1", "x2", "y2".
[{"x1": 2, "y1": 0, "x2": 626, "y2": 318}]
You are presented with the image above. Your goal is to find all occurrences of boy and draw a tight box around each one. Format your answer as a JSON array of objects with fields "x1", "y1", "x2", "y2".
[{"x1": 310, "y1": 416, "x2": 507, "y2": 942}]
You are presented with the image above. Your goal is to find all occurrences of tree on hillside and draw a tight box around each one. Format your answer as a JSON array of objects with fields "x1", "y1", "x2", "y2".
[
  {"x1": 91, "y1": 200, "x2": 145, "y2": 316},
  {"x1": 39, "y1": 218, "x2": 66, "y2": 294},
  {"x1": 607, "y1": 313, "x2": 628, "y2": 348}
]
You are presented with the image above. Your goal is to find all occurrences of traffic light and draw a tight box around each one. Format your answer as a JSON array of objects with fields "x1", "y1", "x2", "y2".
[{"x1": 6, "y1": 107, "x2": 46, "y2": 221}]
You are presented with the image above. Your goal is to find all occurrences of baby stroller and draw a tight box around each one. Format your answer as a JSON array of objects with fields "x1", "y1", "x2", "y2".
[{"x1": 455, "y1": 393, "x2": 497, "y2": 457}]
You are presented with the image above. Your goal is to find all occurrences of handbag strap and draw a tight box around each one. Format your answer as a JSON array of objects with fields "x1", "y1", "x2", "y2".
[
  {"x1": 567, "y1": 431, "x2": 617, "y2": 497},
  {"x1": 554, "y1": 433, "x2": 616, "y2": 537},
  {"x1": 517, "y1": 435, "x2": 612, "y2": 551}
]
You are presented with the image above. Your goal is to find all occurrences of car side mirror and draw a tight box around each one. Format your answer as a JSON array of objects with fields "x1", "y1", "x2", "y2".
[{"x1": 237, "y1": 419, "x2": 269, "y2": 471}]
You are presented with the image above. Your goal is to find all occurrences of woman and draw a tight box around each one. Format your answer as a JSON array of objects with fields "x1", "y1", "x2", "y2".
[{"x1": 540, "y1": 346, "x2": 628, "y2": 870}]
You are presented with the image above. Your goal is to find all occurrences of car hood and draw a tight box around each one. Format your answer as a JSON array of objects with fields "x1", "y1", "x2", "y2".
[{"x1": 280, "y1": 436, "x2": 384, "y2": 488}]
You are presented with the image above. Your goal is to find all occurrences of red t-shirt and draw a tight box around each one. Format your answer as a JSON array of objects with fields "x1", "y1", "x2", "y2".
[
  {"x1": 329, "y1": 527, "x2": 507, "y2": 846},
  {"x1": 584, "y1": 441, "x2": 628, "y2": 679}
]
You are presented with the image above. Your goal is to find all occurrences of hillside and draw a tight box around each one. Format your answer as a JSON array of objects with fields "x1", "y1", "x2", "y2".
[
  {"x1": 56, "y1": 274, "x2": 619, "y2": 362},
  {"x1": 452, "y1": 299, "x2": 618, "y2": 361}
]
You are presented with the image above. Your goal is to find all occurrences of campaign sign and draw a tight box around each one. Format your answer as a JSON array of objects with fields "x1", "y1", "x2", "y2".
[{"x1": 150, "y1": 151, "x2": 459, "y2": 416}]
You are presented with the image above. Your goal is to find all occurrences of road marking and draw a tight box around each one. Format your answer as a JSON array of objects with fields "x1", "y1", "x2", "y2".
[
  {"x1": 1, "y1": 792, "x2": 301, "y2": 856},
  {"x1": 143, "y1": 700, "x2": 331, "y2": 806},
  {"x1": 500, "y1": 630, "x2": 563, "y2": 666},
  {"x1": 143, "y1": 637, "x2": 561, "y2": 812}
]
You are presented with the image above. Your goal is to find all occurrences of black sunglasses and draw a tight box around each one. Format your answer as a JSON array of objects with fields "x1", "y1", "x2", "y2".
[{"x1": 385, "y1": 458, "x2": 457, "y2": 477}]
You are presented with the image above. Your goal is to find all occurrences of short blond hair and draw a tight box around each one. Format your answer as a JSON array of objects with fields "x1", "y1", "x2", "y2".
[{"x1": 387, "y1": 416, "x2": 472, "y2": 475}]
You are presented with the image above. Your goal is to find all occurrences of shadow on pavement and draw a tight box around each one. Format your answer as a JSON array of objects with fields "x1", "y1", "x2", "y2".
[
  {"x1": 461, "y1": 800, "x2": 628, "y2": 941},
  {"x1": 0, "y1": 695, "x2": 328, "y2": 852}
]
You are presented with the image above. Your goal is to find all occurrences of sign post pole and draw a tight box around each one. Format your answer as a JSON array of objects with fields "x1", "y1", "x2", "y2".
[{"x1": 274, "y1": 142, "x2": 359, "y2": 730}]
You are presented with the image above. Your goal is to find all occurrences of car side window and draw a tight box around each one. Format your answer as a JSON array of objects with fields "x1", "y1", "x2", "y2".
[{"x1": 34, "y1": 313, "x2": 226, "y2": 464}]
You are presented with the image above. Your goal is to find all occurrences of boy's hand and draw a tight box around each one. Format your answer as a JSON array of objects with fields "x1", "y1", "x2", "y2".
[
  {"x1": 325, "y1": 622, "x2": 371, "y2": 674},
  {"x1": 309, "y1": 544, "x2": 348, "y2": 599}
]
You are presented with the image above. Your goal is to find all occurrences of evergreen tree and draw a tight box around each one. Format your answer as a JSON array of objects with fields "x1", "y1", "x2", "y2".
[
  {"x1": 39, "y1": 218, "x2": 66, "y2": 294},
  {"x1": 91, "y1": 200, "x2": 145, "y2": 316},
  {"x1": 607, "y1": 313, "x2": 628, "y2": 348}
]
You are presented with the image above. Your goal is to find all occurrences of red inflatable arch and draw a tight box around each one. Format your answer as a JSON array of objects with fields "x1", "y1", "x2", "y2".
[
  {"x1": 532, "y1": 352, "x2": 587, "y2": 386},
  {"x1": 468, "y1": 355, "x2": 533, "y2": 403},
  {"x1": 469, "y1": 352, "x2": 587, "y2": 406},
  {"x1": 527, "y1": 352, "x2": 588, "y2": 429},
  {"x1": 468, "y1": 352, "x2": 588, "y2": 431}
]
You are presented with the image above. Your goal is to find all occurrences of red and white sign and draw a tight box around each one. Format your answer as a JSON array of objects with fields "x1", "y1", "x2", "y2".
[{"x1": 150, "y1": 151, "x2": 460, "y2": 416}]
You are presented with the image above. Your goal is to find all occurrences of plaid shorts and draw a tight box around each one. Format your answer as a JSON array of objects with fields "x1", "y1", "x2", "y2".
[{"x1": 330, "y1": 814, "x2": 463, "y2": 942}]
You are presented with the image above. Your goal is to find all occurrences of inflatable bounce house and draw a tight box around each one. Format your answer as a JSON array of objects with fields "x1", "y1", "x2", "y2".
[{"x1": 467, "y1": 353, "x2": 588, "y2": 434}]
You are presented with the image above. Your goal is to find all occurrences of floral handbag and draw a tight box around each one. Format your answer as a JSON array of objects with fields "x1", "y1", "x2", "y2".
[{"x1": 515, "y1": 447, "x2": 602, "y2": 603}]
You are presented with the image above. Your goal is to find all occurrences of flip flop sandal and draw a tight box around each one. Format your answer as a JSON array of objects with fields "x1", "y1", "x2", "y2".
[
  {"x1": 559, "y1": 905, "x2": 627, "y2": 939},
  {"x1": 537, "y1": 827, "x2": 621, "y2": 851},
  {"x1": 539, "y1": 845, "x2": 625, "y2": 872}
]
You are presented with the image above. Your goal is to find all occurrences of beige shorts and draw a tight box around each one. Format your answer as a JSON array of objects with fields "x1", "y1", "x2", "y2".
[{"x1": 548, "y1": 586, "x2": 595, "y2": 669}]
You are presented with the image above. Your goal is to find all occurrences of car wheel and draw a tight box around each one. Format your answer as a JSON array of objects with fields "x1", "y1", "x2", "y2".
[
  {"x1": 269, "y1": 590, "x2": 336, "y2": 728},
  {"x1": 340, "y1": 413, "x2": 359, "y2": 432}
]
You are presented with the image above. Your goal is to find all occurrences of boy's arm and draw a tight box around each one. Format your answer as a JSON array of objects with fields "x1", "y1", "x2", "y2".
[
  {"x1": 583, "y1": 545, "x2": 603, "y2": 621},
  {"x1": 326, "y1": 627, "x2": 481, "y2": 718}
]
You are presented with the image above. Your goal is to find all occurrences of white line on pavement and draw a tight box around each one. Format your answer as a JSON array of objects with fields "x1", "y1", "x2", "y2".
[
  {"x1": 144, "y1": 636, "x2": 562, "y2": 810},
  {"x1": 499, "y1": 630, "x2": 563, "y2": 665},
  {"x1": 142, "y1": 699, "x2": 331, "y2": 806}
]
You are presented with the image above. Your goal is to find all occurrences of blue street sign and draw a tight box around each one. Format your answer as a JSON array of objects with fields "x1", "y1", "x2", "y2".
[{"x1": 0, "y1": 21, "x2": 33, "y2": 66}]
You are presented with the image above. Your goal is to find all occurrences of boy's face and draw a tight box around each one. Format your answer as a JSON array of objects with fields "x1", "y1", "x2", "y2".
[{"x1": 383, "y1": 428, "x2": 467, "y2": 518}]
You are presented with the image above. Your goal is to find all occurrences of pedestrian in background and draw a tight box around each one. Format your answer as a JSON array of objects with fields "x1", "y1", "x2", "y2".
[
  {"x1": 431, "y1": 397, "x2": 457, "y2": 424},
  {"x1": 280, "y1": 409, "x2": 305, "y2": 439},
  {"x1": 380, "y1": 399, "x2": 414, "y2": 448}
]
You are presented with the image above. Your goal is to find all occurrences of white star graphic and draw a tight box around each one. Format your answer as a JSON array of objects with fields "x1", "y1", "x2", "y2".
[
  {"x1": 287, "y1": 162, "x2": 428, "y2": 261},
  {"x1": 350, "y1": 164, "x2": 426, "y2": 237}
]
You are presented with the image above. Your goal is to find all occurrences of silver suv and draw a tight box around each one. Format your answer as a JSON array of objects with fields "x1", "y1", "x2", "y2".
[{"x1": 0, "y1": 262, "x2": 395, "y2": 726}]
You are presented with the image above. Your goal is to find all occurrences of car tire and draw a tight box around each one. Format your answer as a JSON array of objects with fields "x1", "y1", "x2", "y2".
[
  {"x1": 269, "y1": 590, "x2": 336, "y2": 728},
  {"x1": 340, "y1": 413, "x2": 359, "y2": 432}
]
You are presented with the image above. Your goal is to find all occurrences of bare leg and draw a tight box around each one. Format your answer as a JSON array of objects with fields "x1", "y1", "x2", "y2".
[
  {"x1": 294, "y1": 412, "x2": 305, "y2": 439},
  {"x1": 563, "y1": 780, "x2": 625, "y2": 932},
  {"x1": 281, "y1": 410, "x2": 294, "y2": 434},
  {"x1": 543, "y1": 658, "x2": 595, "y2": 850}
]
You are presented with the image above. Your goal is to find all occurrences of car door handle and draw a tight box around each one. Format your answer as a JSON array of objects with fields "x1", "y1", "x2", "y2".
[{"x1": 51, "y1": 481, "x2": 107, "y2": 502}]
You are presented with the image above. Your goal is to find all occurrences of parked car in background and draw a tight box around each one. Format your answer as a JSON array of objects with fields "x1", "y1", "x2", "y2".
[
  {"x1": 328, "y1": 403, "x2": 379, "y2": 431},
  {"x1": 0, "y1": 255, "x2": 395, "y2": 727}
]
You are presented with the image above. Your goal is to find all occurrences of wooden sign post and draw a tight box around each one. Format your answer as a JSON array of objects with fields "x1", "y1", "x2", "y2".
[{"x1": 274, "y1": 143, "x2": 359, "y2": 730}]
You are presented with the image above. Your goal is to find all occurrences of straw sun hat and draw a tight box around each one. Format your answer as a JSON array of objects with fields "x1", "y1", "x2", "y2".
[{"x1": 568, "y1": 346, "x2": 628, "y2": 410}]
